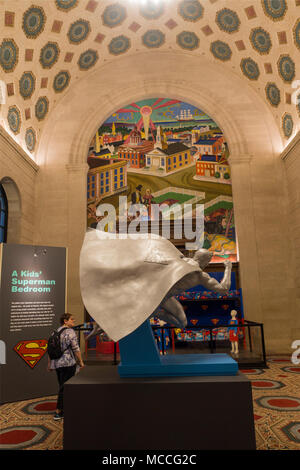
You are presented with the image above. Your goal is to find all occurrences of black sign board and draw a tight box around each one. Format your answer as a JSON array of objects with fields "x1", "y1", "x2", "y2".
[{"x1": 0, "y1": 243, "x2": 67, "y2": 403}]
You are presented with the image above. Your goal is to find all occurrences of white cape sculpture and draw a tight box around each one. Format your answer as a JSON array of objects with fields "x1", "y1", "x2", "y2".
[{"x1": 80, "y1": 229, "x2": 232, "y2": 342}]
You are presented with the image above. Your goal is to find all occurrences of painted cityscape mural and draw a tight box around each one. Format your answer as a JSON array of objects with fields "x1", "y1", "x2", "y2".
[{"x1": 86, "y1": 98, "x2": 237, "y2": 263}]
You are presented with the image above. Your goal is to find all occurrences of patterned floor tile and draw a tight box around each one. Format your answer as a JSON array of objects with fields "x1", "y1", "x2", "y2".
[{"x1": 0, "y1": 358, "x2": 299, "y2": 450}]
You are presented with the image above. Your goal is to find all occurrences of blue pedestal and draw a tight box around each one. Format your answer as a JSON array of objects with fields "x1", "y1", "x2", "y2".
[{"x1": 118, "y1": 320, "x2": 238, "y2": 378}]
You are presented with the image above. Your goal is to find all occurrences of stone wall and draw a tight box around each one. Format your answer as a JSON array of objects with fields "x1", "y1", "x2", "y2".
[
  {"x1": 0, "y1": 127, "x2": 38, "y2": 244},
  {"x1": 1, "y1": 49, "x2": 299, "y2": 354},
  {"x1": 282, "y1": 131, "x2": 300, "y2": 345}
]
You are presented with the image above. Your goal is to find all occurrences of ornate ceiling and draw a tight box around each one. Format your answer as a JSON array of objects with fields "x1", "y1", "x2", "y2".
[{"x1": 0, "y1": 0, "x2": 300, "y2": 159}]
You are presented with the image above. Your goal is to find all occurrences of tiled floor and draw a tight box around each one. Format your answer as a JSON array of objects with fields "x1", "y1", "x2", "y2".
[{"x1": 0, "y1": 357, "x2": 299, "y2": 450}]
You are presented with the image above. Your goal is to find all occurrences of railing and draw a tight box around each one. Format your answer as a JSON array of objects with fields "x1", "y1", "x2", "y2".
[
  {"x1": 74, "y1": 325, "x2": 119, "y2": 364},
  {"x1": 152, "y1": 321, "x2": 266, "y2": 368},
  {"x1": 74, "y1": 319, "x2": 267, "y2": 369}
]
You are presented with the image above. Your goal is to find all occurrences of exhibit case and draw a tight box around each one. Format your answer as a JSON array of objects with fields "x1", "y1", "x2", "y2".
[{"x1": 152, "y1": 320, "x2": 266, "y2": 369}]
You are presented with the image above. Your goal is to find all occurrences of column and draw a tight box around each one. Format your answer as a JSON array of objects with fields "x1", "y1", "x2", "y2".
[
  {"x1": 228, "y1": 154, "x2": 263, "y2": 326},
  {"x1": 65, "y1": 163, "x2": 89, "y2": 324},
  {"x1": 229, "y1": 152, "x2": 294, "y2": 353}
]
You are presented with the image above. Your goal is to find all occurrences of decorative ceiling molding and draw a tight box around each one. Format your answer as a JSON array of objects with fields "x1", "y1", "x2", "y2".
[
  {"x1": 0, "y1": 126, "x2": 39, "y2": 171},
  {"x1": 0, "y1": 0, "x2": 299, "y2": 160}
]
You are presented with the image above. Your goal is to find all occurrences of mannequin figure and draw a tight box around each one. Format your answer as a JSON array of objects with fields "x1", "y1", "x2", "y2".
[
  {"x1": 228, "y1": 310, "x2": 239, "y2": 355},
  {"x1": 154, "y1": 320, "x2": 170, "y2": 355}
]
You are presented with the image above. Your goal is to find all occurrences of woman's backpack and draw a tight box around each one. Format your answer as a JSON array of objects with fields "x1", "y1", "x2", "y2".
[{"x1": 47, "y1": 327, "x2": 69, "y2": 360}]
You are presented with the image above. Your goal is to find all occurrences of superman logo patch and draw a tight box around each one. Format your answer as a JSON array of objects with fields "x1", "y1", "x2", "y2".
[{"x1": 14, "y1": 340, "x2": 48, "y2": 369}]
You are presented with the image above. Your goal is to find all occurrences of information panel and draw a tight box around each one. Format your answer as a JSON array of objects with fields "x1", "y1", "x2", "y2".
[{"x1": 0, "y1": 243, "x2": 67, "y2": 403}]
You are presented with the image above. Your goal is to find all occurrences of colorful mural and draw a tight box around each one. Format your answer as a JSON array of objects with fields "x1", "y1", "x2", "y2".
[{"x1": 86, "y1": 98, "x2": 237, "y2": 263}]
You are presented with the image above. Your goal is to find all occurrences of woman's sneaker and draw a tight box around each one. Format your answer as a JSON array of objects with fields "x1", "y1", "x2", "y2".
[{"x1": 53, "y1": 412, "x2": 64, "y2": 420}]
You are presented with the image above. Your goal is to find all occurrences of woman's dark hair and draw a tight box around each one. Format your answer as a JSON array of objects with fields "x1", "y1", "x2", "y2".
[{"x1": 60, "y1": 313, "x2": 73, "y2": 325}]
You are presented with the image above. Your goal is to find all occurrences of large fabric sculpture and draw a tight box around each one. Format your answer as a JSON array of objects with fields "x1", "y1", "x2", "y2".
[{"x1": 80, "y1": 229, "x2": 232, "y2": 342}]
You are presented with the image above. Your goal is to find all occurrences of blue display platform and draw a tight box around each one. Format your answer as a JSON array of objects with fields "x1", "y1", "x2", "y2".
[
  {"x1": 118, "y1": 319, "x2": 238, "y2": 378},
  {"x1": 118, "y1": 353, "x2": 238, "y2": 377}
]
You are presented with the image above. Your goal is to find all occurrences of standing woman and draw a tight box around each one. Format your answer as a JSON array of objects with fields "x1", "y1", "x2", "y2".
[{"x1": 47, "y1": 313, "x2": 84, "y2": 420}]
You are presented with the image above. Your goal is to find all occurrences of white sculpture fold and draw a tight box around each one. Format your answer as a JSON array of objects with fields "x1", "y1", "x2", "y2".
[{"x1": 80, "y1": 229, "x2": 232, "y2": 342}]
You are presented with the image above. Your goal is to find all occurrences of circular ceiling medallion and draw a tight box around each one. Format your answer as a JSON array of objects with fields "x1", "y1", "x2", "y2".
[
  {"x1": 78, "y1": 49, "x2": 99, "y2": 70},
  {"x1": 277, "y1": 55, "x2": 295, "y2": 83},
  {"x1": 102, "y1": 3, "x2": 127, "y2": 28},
  {"x1": 108, "y1": 35, "x2": 131, "y2": 55},
  {"x1": 22, "y1": 5, "x2": 46, "y2": 38},
  {"x1": 262, "y1": 0, "x2": 287, "y2": 21},
  {"x1": 53, "y1": 71, "x2": 71, "y2": 92},
  {"x1": 0, "y1": 38, "x2": 19, "y2": 73},
  {"x1": 240, "y1": 57, "x2": 260, "y2": 80},
  {"x1": 142, "y1": 30, "x2": 165, "y2": 49},
  {"x1": 19, "y1": 72, "x2": 36, "y2": 100},
  {"x1": 210, "y1": 40, "x2": 232, "y2": 61},
  {"x1": 250, "y1": 27, "x2": 272, "y2": 54},
  {"x1": 265, "y1": 82, "x2": 281, "y2": 107},
  {"x1": 35, "y1": 96, "x2": 49, "y2": 121},
  {"x1": 55, "y1": 0, "x2": 78, "y2": 11},
  {"x1": 40, "y1": 42, "x2": 60, "y2": 69},
  {"x1": 178, "y1": 0, "x2": 204, "y2": 22},
  {"x1": 216, "y1": 8, "x2": 240, "y2": 33},
  {"x1": 7, "y1": 106, "x2": 21, "y2": 134},
  {"x1": 25, "y1": 127, "x2": 36, "y2": 152},
  {"x1": 177, "y1": 31, "x2": 200, "y2": 50},
  {"x1": 294, "y1": 18, "x2": 300, "y2": 50},
  {"x1": 68, "y1": 19, "x2": 91, "y2": 44},
  {"x1": 282, "y1": 113, "x2": 293, "y2": 138}
]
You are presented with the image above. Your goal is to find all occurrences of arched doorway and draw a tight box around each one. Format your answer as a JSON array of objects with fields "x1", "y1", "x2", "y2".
[
  {"x1": 34, "y1": 51, "x2": 292, "y2": 352},
  {"x1": 0, "y1": 183, "x2": 8, "y2": 243},
  {"x1": 0, "y1": 177, "x2": 21, "y2": 244},
  {"x1": 84, "y1": 97, "x2": 244, "y2": 348}
]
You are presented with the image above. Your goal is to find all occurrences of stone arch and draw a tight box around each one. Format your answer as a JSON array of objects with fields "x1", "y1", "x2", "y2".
[
  {"x1": 34, "y1": 51, "x2": 291, "y2": 351},
  {"x1": 37, "y1": 51, "x2": 283, "y2": 167},
  {"x1": 0, "y1": 182, "x2": 8, "y2": 242},
  {"x1": 0, "y1": 176, "x2": 22, "y2": 244}
]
